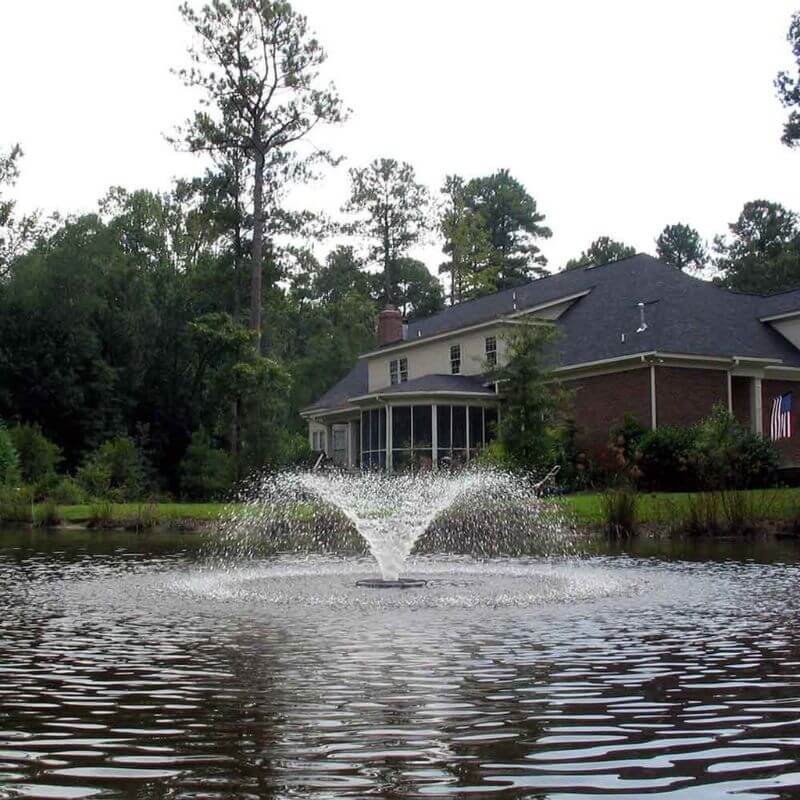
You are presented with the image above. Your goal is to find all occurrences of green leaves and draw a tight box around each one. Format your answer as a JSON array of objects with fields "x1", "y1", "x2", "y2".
[{"x1": 776, "y1": 11, "x2": 800, "y2": 148}]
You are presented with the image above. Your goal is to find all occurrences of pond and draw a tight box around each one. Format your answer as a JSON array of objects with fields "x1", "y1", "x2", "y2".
[{"x1": 1, "y1": 528, "x2": 800, "y2": 798}]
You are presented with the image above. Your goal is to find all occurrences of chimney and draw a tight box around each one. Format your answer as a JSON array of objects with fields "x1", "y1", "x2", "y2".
[{"x1": 377, "y1": 305, "x2": 404, "y2": 346}]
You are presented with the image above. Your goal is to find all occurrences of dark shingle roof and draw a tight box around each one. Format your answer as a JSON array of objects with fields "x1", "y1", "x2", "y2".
[
  {"x1": 359, "y1": 373, "x2": 495, "y2": 397},
  {"x1": 305, "y1": 254, "x2": 800, "y2": 413}
]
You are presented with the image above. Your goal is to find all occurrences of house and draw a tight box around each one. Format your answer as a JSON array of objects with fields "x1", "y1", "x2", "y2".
[{"x1": 302, "y1": 254, "x2": 800, "y2": 471}]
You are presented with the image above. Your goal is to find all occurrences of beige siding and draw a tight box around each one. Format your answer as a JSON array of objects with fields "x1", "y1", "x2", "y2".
[{"x1": 366, "y1": 324, "x2": 510, "y2": 392}]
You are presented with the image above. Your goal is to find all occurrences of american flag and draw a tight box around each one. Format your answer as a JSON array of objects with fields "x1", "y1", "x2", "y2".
[{"x1": 770, "y1": 392, "x2": 793, "y2": 441}]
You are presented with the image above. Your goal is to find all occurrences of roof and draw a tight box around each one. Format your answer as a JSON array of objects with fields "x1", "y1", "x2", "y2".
[
  {"x1": 351, "y1": 373, "x2": 495, "y2": 400},
  {"x1": 304, "y1": 254, "x2": 800, "y2": 414}
]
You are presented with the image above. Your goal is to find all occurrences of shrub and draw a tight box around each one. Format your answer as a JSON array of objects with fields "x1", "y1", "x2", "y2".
[
  {"x1": 0, "y1": 421, "x2": 21, "y2": 488},
  {"x1": 0, "y1": 486, "x2": 34, "y2": 523},
  {"x1": 600, "y1": 485, "x2": 638, "y2": 538},
  {"x1": 637, "y1": 426, "x2": 697, "y2": 492},
  {"x1": 276, "y1": 430, "x2": 314, "y2": 468},
  {"x1": 693, "y1": 405, "x2": 779, "y2": 489},
  {"x1": 553, "y1": 420, "x2": 595, "y2": 491},
  {"x1": 180, "y1": 429, "x2": 234, "y2": 501},
  {"x1": 34, "y1": 499, "x2": 62, "y2": 528},
  {"x1": 8, "y1": 424, "x2": 62, "y2": 485},
  {"x1": 77, "y1": 437, "x2": 149, "y2": 501},
  {"x1": 49, "y1": 477, "x2": 87, "y2": 505}
]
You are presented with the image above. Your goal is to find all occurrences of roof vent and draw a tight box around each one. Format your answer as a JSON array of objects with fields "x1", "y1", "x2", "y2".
[{"x1": 636, "y1": 302, "x2": 648, "y2": 334}]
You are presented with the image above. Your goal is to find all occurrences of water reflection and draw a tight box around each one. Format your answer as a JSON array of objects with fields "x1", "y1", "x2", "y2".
[{"x1": 0, "y1": 530, "x2": 800, "y2": 798}]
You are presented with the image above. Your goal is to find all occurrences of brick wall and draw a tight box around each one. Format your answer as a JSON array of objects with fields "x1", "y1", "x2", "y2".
[
  {"x1": 762, "y1": 379, "x2": 800, "y2": 466},
  {"x1": 655, "y1": 366, "x2": 728, "y2": 428},
  {"x1": 563, "y1": 367, "x2": 651, "y2": 456}
]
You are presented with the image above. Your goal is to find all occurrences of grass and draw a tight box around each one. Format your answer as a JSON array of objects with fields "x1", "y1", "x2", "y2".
[
  {"x1": 562, "y1": 488, "x2": 800, "y2": 525},
  {"x1": 3, "y1": 488, "x2": 799, "y2": 532}
]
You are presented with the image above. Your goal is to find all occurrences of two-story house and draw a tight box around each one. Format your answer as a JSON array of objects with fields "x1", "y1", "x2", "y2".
[{"x1": 302, "y1": 254, "x2": 800, "y2": 471}]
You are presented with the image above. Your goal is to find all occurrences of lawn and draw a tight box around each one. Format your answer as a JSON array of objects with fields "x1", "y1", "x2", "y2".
[
  {"x1": 16, "y1": 488, "x2": 800, "y2": 529},
  {"x1": 561, "y1": 488, "x2": 800, "y2": 524}
]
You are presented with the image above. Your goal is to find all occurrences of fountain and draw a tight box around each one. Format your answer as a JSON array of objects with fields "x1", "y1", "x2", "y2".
[{"x1": 223, "y1": 466, "x2": 569, "y2": 587}]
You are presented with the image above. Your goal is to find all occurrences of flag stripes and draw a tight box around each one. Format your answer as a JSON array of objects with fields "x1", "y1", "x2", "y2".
[{"x1": 770, "y1": 392, "x2": 793, "y2": 441}]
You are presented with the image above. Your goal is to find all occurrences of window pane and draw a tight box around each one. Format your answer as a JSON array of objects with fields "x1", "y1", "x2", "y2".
[
  {"x1": 413, "y1": 405, "x2": 432, "y2": 448},
  {"x1": 360, "y1": 413, "x2": 366, "y2": 454},
  {"x1": 378, "y1": 407, "x2": 385, "y2": 452},
  {"x1": 437, "y1": 405, "x2": 451, "y2": 448},
  {"x1": 392, "y1": 406, "x2": 411, "y2": 449},
  {"x1": 399, "y1": 357, "x2": 408, "y2": 382},
  {"x1": 485, "y1": 407, "x2": 498, "y2": 441},
  {"x1": 469, "y1": 406, "x2": 483, "y2": 447},
  {"x1": 452, "y1": 406, "x2": 466, "y2": 448}
]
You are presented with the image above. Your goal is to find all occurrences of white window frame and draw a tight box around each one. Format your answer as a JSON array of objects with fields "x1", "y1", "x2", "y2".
[
  {"x1": 399, "y1": 357, "x2": 408, "y2": 383},
  {"x1": 389, "y1": 359, "x2": 399, "y2": 385},
  {"x1": 450, "y1": 344, "x2": 461, "y2": 375},
  {"x1": 485, "y1": 336, "x2": 497, "y2": 367}
]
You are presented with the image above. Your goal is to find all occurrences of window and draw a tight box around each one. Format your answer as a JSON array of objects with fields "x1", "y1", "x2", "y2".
[
  {"x1": 450, "y1": 344, "x2": 461, "y2": 375},
  {"x1": 391, "y1": 404, "x2": 434, "y2": 472},
  {"x1": 312, "y1": 430, "x2": 325, "y2": 451},
  {"x1": 485, "y1": 336, "x2": 497, "y2": 367},
  {"x1": 360, "y1": 408, "x2": 387, "y2": 469},
  {"x1": 389, "y1": 357, "x2": 409, "y2": 385}
]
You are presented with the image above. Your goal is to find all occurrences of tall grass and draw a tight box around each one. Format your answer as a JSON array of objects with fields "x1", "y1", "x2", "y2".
[
  {"x1": 601, "y1": 486, "x2": 638, "y2": 538},
  {"x1": 33, "y1": 499, "x2": 62, "y2": 528}
]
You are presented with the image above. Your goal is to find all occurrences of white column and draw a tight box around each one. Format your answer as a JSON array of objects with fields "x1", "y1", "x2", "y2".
[
  {"x1": 431, "y1": 404, "x2": 438, "y2": 468},
  {"x1": 650, "y1": 365, "x2": 657, "y2": 430},
  {"x1": 386, "y1": 405, "x2": 393, "y2": 473},
  {"x1": 751, "y1": 377, "x2": 763, "y2": 435},
  {"x1": 727, "y1": 371, "x2": 733, "y2": 413}
]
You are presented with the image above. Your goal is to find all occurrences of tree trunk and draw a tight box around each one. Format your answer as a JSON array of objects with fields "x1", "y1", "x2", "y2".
[{"x1": 250, "y1": 148, "x2": 266, "y2": 351}]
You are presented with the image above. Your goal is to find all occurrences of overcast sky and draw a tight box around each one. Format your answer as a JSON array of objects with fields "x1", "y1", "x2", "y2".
[{"x1": 1, "y1": 0, "x2": 799, "y2": 271}]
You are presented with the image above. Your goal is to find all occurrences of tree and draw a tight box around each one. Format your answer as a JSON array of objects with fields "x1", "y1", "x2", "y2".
[
  {"x1": 0, "y1": 144, "x2": 41, "y2": 279},
  {"x1": 174, "y1": 0, "x2": 347, "y2": 350},
  {"x1": 488, "y1": 323, "x2": 562, "y2": 471},
  {"x1": 655, "y1": 223, "x2": 708, "y2": 271},
  {"x1": 8, "y1": 424, "x2": 62, "y2": 485},
  {"x1": 776, "y1": 11, "x2": 800, "y2": 147},
  {"x1": 564, "y1": 236, "x2": 636, "y2": 271},
  {"x1": 438, "y1": 175, "x2": 493, "y2": 304},
  {"x1": 463, "y1": 169, "x2": 551, "y2": 290},
  {"x1": 0, "y1": 420, "x2": 20, "y2": 487},
  {"x1": 343, "y1": 158, "x2": 431, "y2": 305},
  {"x1": 393, "y1": 258, "x2": 444, "y2": 320},
  {"x1": 714, "y1": 200, "x2": 800, "y2": 293}
]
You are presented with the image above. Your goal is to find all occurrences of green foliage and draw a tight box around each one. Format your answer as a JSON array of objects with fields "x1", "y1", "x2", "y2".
[
  {"x1": 343, "y1": 158, "x2": 433, "y2": 307},
  {"x1": 552, "y1": 419, "x2": 595, "y2": 491},
  {"x1": 87, "y1": 500, "x2": 115, "y2": 528},
  {"x1": 0, "y1": 421, "x2": 20, "y2": 487},
  {"x1": 601, "y1": 486, "x2": 638, "y2": 538},
  {"x1": 77, "y1": 437, "x2": 149, "y2": 501},
  {"x1": 637, "y1": 426, "x2": 697, "y2": 492},
  {"x1": 656, "y1": 223, "x2": 708, "y2": 271},
  {"x1": 275, "y1": 431, "x2": 314, "y2": 468},
  {"x1": 490, "y1": 323, "x2": 561, "y2": 472},
  {"x1": 0, "y1": 485, "x2": 33, "y2": 523},
  {"x1": 33, "y1": 498, "x2": 62, "y2": 528},
  {"x1": 564, "y1": 236, "x2": 636, "y2": 271},
  {"x1": 8, "y1": 424, "x2": 62, "y2": 484},
  {"x1": 463, "y1": 169, "x2": 552, "y2": 291},
  {"x1": 776, "y1": 11, "x2": 800, "y2": 147},
  {"x1": 693, "y1": 405, "x2": 779, "y2": 490},
  {"x1": 180, "y1": 429, "x2": 234, "y2": 501},
  {"x1": 714, "y1": 200, "x2": 800, "y2": 293},
  {"x1": 49, "y1": 477, "x2": 87, "y2": 506}
]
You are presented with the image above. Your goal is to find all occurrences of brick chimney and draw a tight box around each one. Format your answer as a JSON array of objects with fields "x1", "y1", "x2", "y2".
[{"x1": 377, "y1": 305, "x2": 404, "y2": 346}]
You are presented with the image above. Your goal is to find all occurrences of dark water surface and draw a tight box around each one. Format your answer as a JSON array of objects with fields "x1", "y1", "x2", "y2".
[{"x1": 2, "y1": 529, "x2": 800, "y2": 799}]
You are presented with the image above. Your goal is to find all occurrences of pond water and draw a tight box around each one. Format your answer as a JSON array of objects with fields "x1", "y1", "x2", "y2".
[{"x1": 1, "y1": 528, "x2": 800, "y2": 799}]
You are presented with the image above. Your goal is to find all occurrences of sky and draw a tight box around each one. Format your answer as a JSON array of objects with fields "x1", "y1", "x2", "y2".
[{"x1": 1, "y1": 0, "x2": 799, "y2": 272}]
